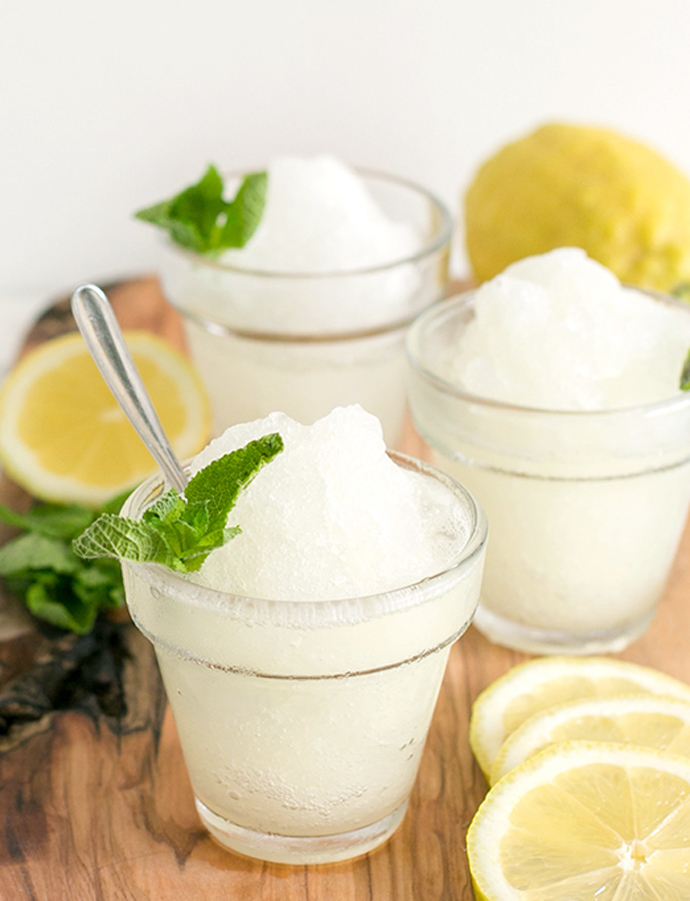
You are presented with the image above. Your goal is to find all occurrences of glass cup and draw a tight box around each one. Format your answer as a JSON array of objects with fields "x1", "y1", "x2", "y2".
[
  {"x1": 157, "y1": 171, "x2": 452, "y2": 446},
  {"x1": 121, "y1": 452, "x2": 487, "y2": 864},
  {"x1": 406, "y1": 291, "x2": 690, "y2": 656}
]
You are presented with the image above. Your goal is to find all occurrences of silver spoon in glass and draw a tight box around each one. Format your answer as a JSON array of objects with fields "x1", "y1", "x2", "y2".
[{"x1": 70, "y1": 284, "x2": 188, "y2": 494}]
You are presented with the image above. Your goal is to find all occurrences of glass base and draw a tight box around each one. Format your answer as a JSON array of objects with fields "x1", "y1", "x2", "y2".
[
  {"x1": 473, "y1": 604, "x2": 657, "y2": 656},
  {"x1": 195, "y1": 797, "x2": 408, "y2": 865}
]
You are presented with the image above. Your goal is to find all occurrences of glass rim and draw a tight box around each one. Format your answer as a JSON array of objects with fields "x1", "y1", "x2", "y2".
[
  {"x1": 121, "y1": 450, "x2": 487, "y2": 626},
  {"x1": 407, "y1": 289, "x2": 690, "y2": 420},
  {"x1": 160, "y1": 168, "x2": 453, "y2": 279}
]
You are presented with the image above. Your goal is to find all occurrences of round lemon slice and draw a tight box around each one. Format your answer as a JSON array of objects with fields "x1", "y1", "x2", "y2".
[
  {"x1": 467, "y1": 741, "x2": 690, "y2": 901},
  {"x1": 491, "y1": 694, "x2": 690, "y2": 785},
  {"x1": 0, "y1": 331, "x2": 210, "y2": 506},
  {"x1": 470, "y1": 657, "x2": 690, "y2": 778}
]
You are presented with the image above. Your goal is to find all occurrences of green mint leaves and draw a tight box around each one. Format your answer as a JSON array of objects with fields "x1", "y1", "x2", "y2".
[
  {"x1": 0, "y1": 434, "x2": 283, "y2": 635},
  {"x1": 0, "y1": 494, "x2": 129, "y2": 635},
  {"x1": 135, "y1": 165, "x2": 267, "y2": 255},
  {"x1": 74, "y1": 433, "x2": 283, "y2": 574}
]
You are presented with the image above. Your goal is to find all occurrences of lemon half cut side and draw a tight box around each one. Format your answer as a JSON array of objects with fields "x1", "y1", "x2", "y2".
[
  {"x1": 0, "y1": 331, "x2": 211, "y2": 506},
  {"x1": 467, "y1": 741, "x2": 690, "y2": 901}
]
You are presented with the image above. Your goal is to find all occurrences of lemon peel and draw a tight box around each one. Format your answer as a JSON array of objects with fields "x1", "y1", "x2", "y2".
[
  {"x1": 469, "y1": 656, "x2": 690, "y2": 778},
  {"x1": 490, "y1": 693, "x2": 690, "y2": 785},
  {"x1": 465, "y1": 122, "x2": 690, "y2": 292}
]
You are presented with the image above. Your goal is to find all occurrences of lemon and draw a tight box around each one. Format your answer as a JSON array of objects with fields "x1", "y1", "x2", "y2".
[
  {"x1": 465, "y1": 122, "x2": 690, "y2": 292},
  {"x1": 491, "y1": 695, "x2": 690, "y2": 785},
  {"x1": 467, "y1": 741, "x2": 690, "y2": 900},
  {"x1": 0, "y1": 331, "x2": 210, "y2": 506},
  {"x1": 469, "y1": 657, "x2": 690, "y2": 778}
]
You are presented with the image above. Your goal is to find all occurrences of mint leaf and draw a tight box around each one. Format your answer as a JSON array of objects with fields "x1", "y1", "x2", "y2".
[
  {"x1": 0, "y1": 494, "x2": 127, "y2": 634},
  {"x1": 0, "y1": 502, "x2": 95, "y2": 539},
  {"x1": 0, "y1": 533, "x2": 79, "y2": 575},
  {"x1": 74, "y1": 433, "x2": 283, "y2": 573},
  {"x1": 184, "y1": 430, "x2": 283, "y2": 530},
  {"x1": 167, "y1": 164, "x2": 226, "y2": 240},
  {"x1": 682, "y1": 348, "x2": 690, "y2": 390},
  {"x1": 73, "y1": 513, "x2": 174, "y2": 567},
  {"x1": 218, "y1": 171, "x2": 267, "y2": 249},
  {"x1": 136, "y1": 165, "x2": 225, "y2": 254},
  {"x1": 135, "y1": 165, "x2": 267, "y2": 255},
  {"x1": 24, "y1": 574, "x2": 101, "y2": 634}
]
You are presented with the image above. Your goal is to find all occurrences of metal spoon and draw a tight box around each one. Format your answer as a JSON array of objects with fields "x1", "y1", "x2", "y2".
[{"x1": 70, "y1": 284, "x2": 188, "y2": 494}]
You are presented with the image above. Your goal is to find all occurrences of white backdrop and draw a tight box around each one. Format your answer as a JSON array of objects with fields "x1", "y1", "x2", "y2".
[{"x1": 2, "y1": 0, "x2": 690, "y2": 297}]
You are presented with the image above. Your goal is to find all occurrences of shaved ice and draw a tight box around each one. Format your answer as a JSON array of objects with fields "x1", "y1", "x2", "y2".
[
  {"x1": 222, "y1": 155, "x2": 420, "y2": 273},
  {"x1": 448, "y1": 247, "x2": 690, "y2": 410},
  {"x1": 160, "y1": 156, "x2": 449, "y2": 444},
  {"x1": 189, "y1": 405, "x2": 467, "y2": 600}
]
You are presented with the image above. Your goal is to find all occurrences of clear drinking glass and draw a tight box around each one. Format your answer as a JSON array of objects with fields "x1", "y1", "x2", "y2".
[
  {"x1": 157, "y1": 172, "x2": 452, "y2": 446},
  {"x1": 406, "y1": 291, "x2": 690, "y2": 656},
  {"x1": 121, "y1": 452, "x2": 487, "y2": 864}
]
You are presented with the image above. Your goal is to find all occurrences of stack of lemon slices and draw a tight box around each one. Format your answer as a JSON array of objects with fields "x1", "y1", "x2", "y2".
[
  {"x1": 467, "y1": 657, "x2": 690, "y2": 900},
  {"x1": 0, "y1": 331, "x2": 210, "y2": 507}
]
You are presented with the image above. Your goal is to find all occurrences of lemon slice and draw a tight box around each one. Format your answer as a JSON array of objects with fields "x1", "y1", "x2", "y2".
[
  {"x1": 491, "y1": 695, "x2": 690, "y2": 785},
  {"x1": 0, "y1": 331, "x2": 210, "y2": 506},
  {"x1": 467, "y1": 741, "x2": 690, "y2": 901},
  {"x1": 470, "y1": 657, "x2": 690, "y2": 778}
]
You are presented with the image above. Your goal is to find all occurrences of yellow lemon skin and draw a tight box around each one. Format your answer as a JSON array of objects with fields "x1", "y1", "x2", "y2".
[{"x1": 465, "y1": 123, "x2": 690, "y2": 292}]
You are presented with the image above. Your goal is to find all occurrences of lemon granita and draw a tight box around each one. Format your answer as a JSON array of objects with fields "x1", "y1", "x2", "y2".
[
  {"x1": 465, "y1": 122, "x2": 690, "y2": 291},
  {"x1": 148, "y1": 157, "x2": 451, "y2": 442},
  {"x1": 117, "y1": 406, "x2": 487, "y2": 864},
  {"x1": 449, "y1": 248, "x2": 690, "y2": 411},
  {"x1": 406, "y1": 250, "x2": 690, "y2": 653}
]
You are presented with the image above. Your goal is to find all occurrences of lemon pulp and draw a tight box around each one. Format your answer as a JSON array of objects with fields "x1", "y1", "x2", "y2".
[
  {"x1": 0, "y1": 331, "x2": 210, "y2": 505},
  {"x1": 468, "y1": 743, "x2": 690, "y2": 901}
]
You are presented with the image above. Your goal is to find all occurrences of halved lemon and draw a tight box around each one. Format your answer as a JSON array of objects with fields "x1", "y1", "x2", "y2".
[
  {"x1": 0, "y1": 331, "x2": 210, "y2": 506},
  {"x1": 491, "y1": 694, "x2": 690, "y2": 785},
  {"x1": 467, "y1": 742, "x2": 690, "y2": 900},
  {"x1": 470, "y1": 657, "x2": 690, "y2": 778}
]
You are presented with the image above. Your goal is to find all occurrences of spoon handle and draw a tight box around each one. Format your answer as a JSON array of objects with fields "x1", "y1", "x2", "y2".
[{"x1": 71, "y1": 284, "x2": 188, "y2": 494}]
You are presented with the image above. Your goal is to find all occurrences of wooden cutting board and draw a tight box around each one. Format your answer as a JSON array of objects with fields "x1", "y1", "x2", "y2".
[{"x1": 1, "y1": 277, "x2": 690, "y2": 900}]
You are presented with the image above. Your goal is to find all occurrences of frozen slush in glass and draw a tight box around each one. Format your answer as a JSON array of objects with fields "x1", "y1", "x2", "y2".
[
  {"x1": 407, "y1": 248, "x2": 690, "y2": 655},
  {"x1": 148, "y1": 157, "x2": 451, "y2": 445},
  {"x1": 108, "y1": 406, "x2": 486, "y2": 863}
]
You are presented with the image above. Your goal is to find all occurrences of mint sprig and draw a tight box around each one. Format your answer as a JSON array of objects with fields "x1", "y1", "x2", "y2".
[
  {"x1": 135, "y1": 164, "x2": 267, "y2": 255},
  {"x1": 73, "y1": 433, "x2": 283, "y2": 573},
  {"x1": 0, "y1": 493, "x2": 130, "y2": 635}
]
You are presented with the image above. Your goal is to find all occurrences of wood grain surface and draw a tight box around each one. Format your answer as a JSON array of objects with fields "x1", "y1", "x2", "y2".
[{"x1": 1, "y1": 278, "x2": 689, "y2": 900}]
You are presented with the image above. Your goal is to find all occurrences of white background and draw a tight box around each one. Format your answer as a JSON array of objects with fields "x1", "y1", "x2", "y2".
[{"x1": 2, "y1": 0, "x2": 690, "y2": 309}]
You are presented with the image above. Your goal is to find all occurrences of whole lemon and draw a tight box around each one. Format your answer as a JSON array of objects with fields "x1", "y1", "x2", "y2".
[{"x1": 465, "y1": 123, "x2": 690, "y2": 291}]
